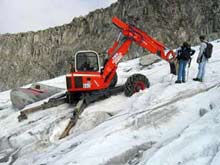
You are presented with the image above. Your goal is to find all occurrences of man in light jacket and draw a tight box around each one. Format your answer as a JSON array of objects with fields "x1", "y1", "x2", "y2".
[{"x1": 193, "y1": 35, "x2": 208, "y2": 82}]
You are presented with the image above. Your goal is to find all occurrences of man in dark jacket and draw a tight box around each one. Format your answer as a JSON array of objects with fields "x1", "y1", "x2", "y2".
[{"x1": 175, "y1": 42, "x2": 195, "y2": 83}]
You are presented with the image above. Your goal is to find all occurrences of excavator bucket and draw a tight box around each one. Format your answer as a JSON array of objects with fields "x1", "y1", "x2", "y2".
[
  {"x1": 169, "y1": 60, "x2": 177, "y2": 75},
  {"x1": 164, "y1": 50, "x2": 177, "y2": 75}
]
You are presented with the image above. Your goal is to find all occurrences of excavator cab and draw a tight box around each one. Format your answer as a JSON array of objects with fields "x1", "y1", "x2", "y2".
[
  {"x1": 66, "y1": 50, "x2": 108, "y2": 102},
  {"x1": 75, "y1": 51, "x2": 101, "y2": 72}
]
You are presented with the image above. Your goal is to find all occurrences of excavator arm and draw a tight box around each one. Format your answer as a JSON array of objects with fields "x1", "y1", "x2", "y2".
[
  {"x1": 102, "y1": 16, "x2": 176, "y2": 81},
  {"x1": 112, "y1": 17, "x2": 176, "y2": 61}
]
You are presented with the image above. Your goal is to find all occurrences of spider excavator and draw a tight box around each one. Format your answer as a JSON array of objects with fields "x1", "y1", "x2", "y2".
[
  {"x1": 17, "y1": 16, "x2": 176, "y2": 139},
  {"x1": 65, "y1": 16, "x2": 176, "y2": 101}
]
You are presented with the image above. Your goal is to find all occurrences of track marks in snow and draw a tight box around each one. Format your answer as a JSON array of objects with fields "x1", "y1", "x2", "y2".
[
  {"x1": 144, "y1": 111, "x2": 220, "y2": 165},
  {"x1": 103, "y1": 141, "x2": 156, "y2": 165},
  {"x1": 138, "y1": 87, "x2": 220, "y2": 165}
]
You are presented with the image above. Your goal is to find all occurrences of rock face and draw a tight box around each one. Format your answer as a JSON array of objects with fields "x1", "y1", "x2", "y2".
[{"x1": 0, "y1": 0, "x2": 220, "y2": 91}]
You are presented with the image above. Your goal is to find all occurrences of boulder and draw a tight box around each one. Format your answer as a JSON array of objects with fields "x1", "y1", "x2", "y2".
[
  {"x1": 70, "y1": 111, "x2": 111, "y2": 136},
  {"x1": 139, "y1": 54, "x2": 160, "y2": 66},
  {"x1": 199, "y1": 108, "x2": 208, "y2": 117}
]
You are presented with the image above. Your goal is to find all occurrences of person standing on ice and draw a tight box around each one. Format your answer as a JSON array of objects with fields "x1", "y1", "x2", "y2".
[
  {"x1": 175, "y1": 42, "x2": 195, "y2": 83},
  {"x1": 193, "y1": 35, "x2": 208, "y2": 82}
]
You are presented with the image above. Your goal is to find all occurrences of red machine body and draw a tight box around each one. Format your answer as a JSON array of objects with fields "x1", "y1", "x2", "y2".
[{"x1": 66, "y1": 17, "x2": 176, "y2": 96}]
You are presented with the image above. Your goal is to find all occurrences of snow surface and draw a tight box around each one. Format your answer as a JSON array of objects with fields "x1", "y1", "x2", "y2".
[{"x1": 0, "y1": 40, "x2": 220, "y2": 165}]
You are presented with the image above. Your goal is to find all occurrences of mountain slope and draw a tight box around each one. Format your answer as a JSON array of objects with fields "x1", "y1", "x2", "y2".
[{"x1": 1, "y1": 0, "x2": 220, "y2": 91}]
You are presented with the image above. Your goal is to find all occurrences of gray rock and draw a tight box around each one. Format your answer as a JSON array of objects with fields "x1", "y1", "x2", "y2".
[
  {"x1": 209, "y1": 103, "x2": 216, "y2": 110},
  {"x1": 199, "y1": 108, "x2": 208, "y2": 117},
  {"x1": 139, "y1": 54, "x2": 161, "y2": 66}
]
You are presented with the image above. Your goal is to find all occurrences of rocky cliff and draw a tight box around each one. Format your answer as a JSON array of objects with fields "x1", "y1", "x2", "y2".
[{"x1": 0, "y1": 0, "x2": 220, "y2": 91}]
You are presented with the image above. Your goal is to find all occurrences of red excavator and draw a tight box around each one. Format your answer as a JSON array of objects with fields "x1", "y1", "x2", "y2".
[
  {"x1": 66, "y1": 16, "x2": 176, "y2": 102},
  {"x1": 18, "y1": 16, "x2": 176, "y2": 138}
]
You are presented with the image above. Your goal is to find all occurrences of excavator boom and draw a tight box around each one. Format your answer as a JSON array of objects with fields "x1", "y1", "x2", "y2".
[
  {"x1": 106, "y1": 17, "x2": 176, "y2": 75},
  {"x1": 111, "y1": 17, "x2": 176, "y2": 61}
]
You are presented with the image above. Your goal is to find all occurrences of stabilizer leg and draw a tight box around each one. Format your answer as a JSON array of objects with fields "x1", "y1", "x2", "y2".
[
  {"x1": 59, "y1": 98, "x2": 87, "y2": 139},
  {"x1": 17, "y1": 93, "x2": 67, "y2": 122},
  {"x1": 59, "y1": 86, "x2": 124, "y2": 139}
]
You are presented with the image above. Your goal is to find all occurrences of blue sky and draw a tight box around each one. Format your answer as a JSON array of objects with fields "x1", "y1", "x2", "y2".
[{"x1": 0, "y1": 0, "x2": 117, "y2": 34}]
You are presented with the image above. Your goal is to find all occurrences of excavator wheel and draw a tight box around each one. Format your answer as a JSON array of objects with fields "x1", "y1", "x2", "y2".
[
  {"x1": 109, "y1": 72, "x2": 118, "y2": 87},
  {"x1": 124, "y1": 74, "x2": 150, "y2": 97}
]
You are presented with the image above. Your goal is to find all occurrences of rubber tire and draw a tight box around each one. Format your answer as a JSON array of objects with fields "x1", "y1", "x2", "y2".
[
  {"x1": 124, "y1": 74, "x2": 150, "y2": 97},
  {"x1": 109, "y1": 72, "x2": 118, "y2": 88}
]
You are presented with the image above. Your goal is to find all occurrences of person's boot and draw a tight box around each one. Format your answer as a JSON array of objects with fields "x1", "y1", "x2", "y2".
[
  {"x1": 193, "y1": 78, "x2": 199, "y2": 81},
  {"x1": 182, "y1": 80, "x2": 186, "y2": 83},
  {"x1": 198, "y1": 78, "x2": 203, "y2": 82},
  {"x1": 175, "y1": 80, "x2": 181, "y2": 84},
  {"x1": 193, "y1": 78, "x2": 203, "y2": 82}
]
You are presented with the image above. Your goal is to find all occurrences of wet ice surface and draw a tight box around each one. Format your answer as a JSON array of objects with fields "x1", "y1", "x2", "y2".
[{"x1": 1, "y1": 40, "x2": 220, "y2": 165}]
